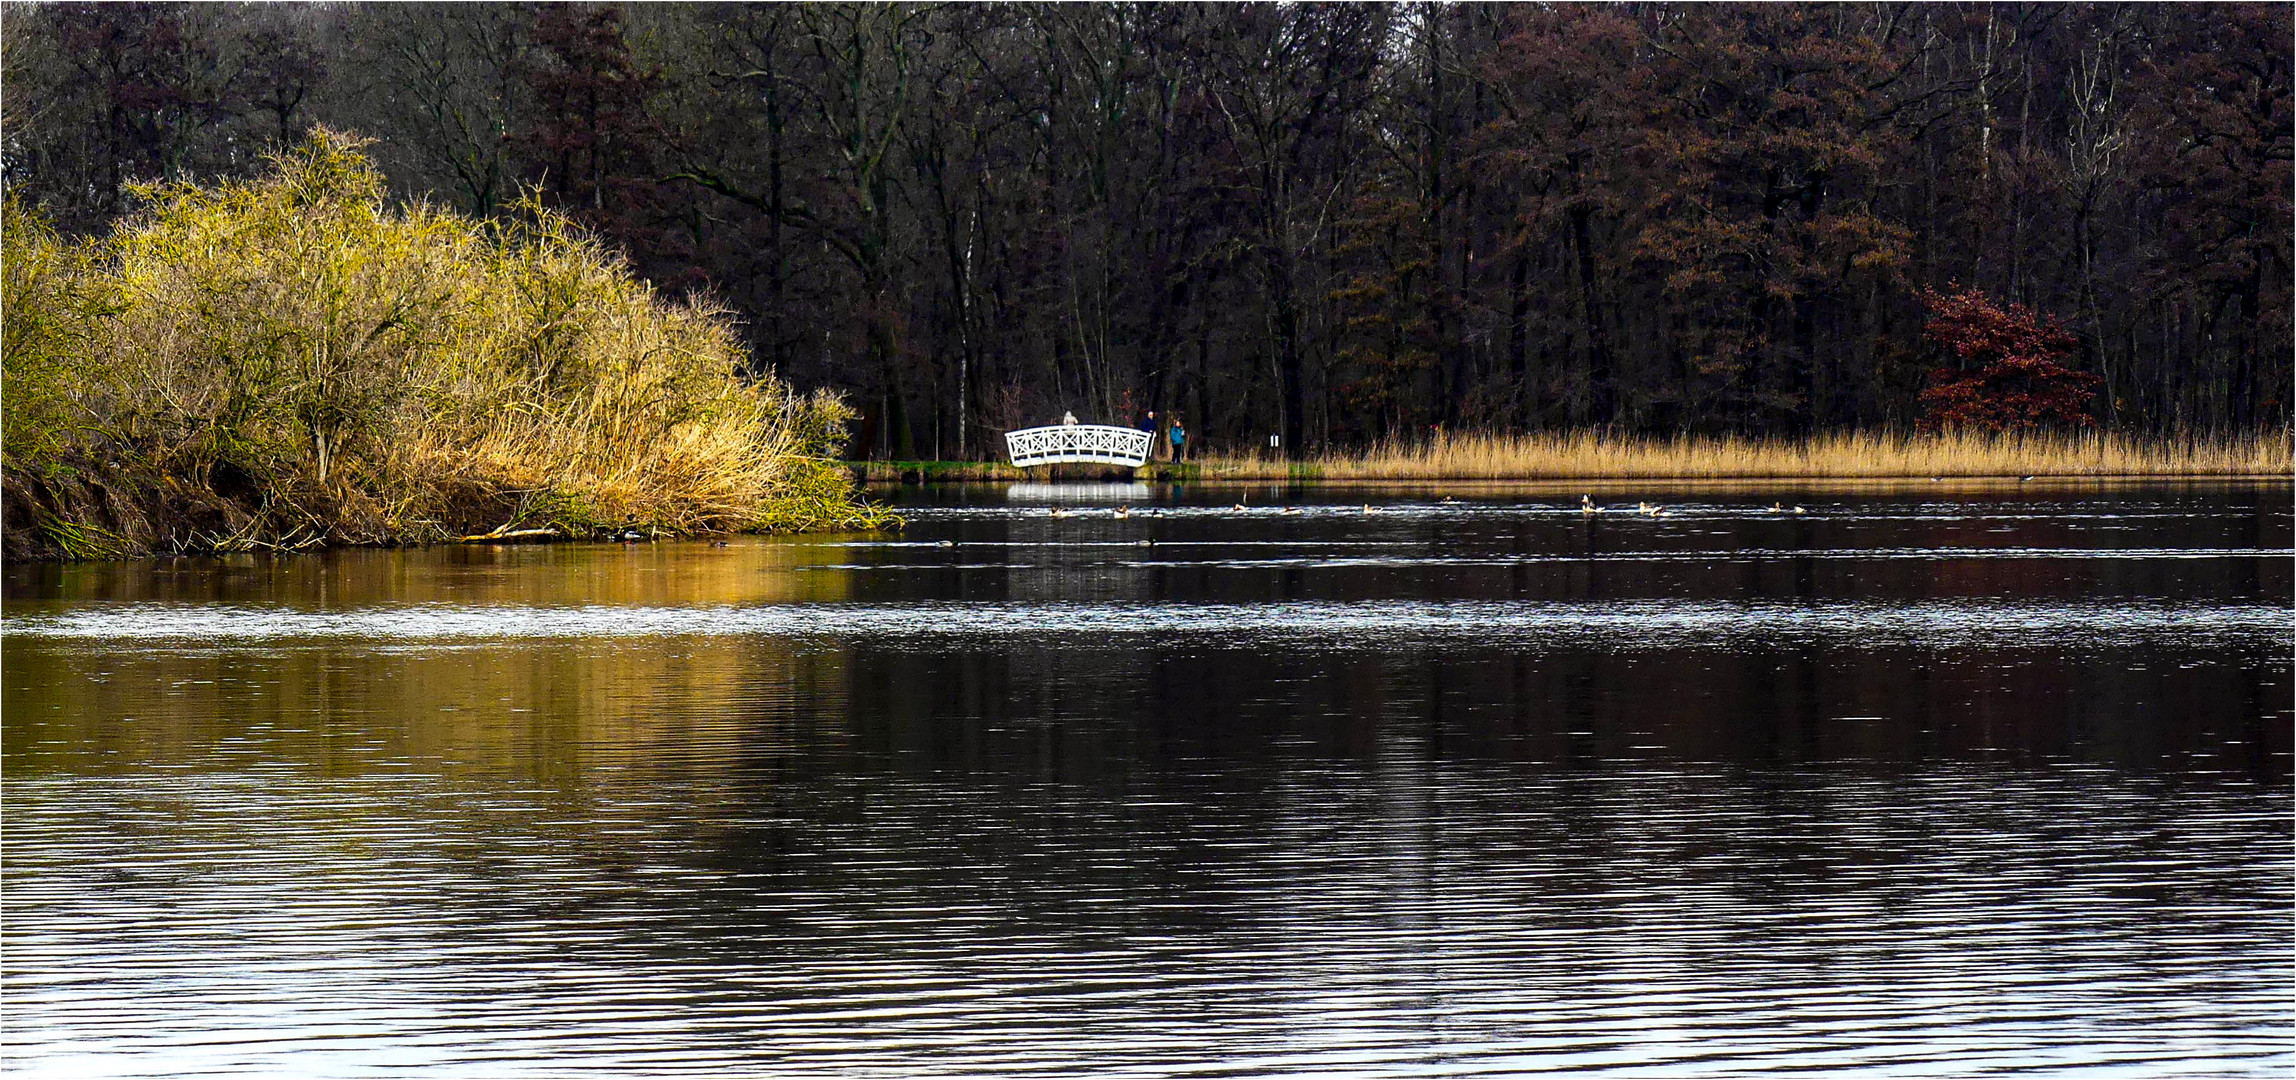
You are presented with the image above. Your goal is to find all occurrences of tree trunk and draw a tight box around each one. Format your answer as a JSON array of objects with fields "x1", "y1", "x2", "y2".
[{"x1": 1569, "y1": 204, "x2": 1614, "y2": 425}]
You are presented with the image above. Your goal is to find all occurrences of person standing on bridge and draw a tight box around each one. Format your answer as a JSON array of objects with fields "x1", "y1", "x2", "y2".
[{"x1": 1062, "y1": 410, "x2": 1078, "y2": 426}]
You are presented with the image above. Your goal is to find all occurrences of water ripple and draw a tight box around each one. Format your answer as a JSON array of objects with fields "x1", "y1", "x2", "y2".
[
  {"x1": 6, "y1": 486, "x2": 2287, "y2": 1078},
  {"x1": 5, "y1": 764, "x2": 2287, "y2": 1078},
  {"x1": 8, "y1": 597, "x2": 2290, "y2": 650}
]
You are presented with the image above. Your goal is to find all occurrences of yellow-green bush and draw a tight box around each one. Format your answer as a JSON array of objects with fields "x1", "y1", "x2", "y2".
[{"x1": 2, "y1": 129, "x2": 891, "y2": 556}]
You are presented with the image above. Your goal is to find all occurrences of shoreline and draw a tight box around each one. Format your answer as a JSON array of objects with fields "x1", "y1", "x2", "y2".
[
  {"x1": 9, "y1": 431, "x2": 2281, "y2": 563},
  {"x1": 7, "y1": 466, "x2": 2280, "y2": 566},
  {"x1": 854, "y1": 431, "x2": 2290, "y2": 485},
  {"x1": 857, "y1": 466, "x2": 2292, "y2": 485}
]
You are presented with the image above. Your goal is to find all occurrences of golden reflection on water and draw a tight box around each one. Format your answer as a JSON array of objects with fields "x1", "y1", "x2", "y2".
[
  {"x1": 3, "y1": 538, "x2": 858, "y2": 779},
  {"x1": 2, "y1": 535, "x2": 857, "y2": 609},
  {"x1": 5, "y1": 636, "x2": 850, "y2": 780}
]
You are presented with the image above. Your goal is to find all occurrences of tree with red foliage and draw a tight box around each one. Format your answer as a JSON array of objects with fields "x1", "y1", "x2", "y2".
[{"x1": 1917, "y1": 288, "x2": 2102, "y2": 432}]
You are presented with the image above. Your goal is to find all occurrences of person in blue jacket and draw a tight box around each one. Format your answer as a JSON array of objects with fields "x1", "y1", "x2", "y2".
[{"x1": 1168, "y1": 416, "x2": 1186, "y2": 463}]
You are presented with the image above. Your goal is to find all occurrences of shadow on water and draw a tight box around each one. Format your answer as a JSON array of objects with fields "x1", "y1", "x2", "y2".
[{"x1": 3, "y1": 481, "x2": 2289, "y2": 1077}]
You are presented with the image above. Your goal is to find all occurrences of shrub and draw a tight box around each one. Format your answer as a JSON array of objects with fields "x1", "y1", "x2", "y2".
[
  {"x1": 1, "y1": 128, "x2": 891, "y2": 556},
  {"x1": 0, "y1": 203, "x2": 87, "y2": 469},
  {"x1": 1916, "y1": 287, "x2": 2102, "y2": 433}
]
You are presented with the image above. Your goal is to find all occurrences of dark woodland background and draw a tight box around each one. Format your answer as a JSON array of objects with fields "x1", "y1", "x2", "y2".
[{"x1": 4, "y1": 3, "x2": 2288, "y2": 458}]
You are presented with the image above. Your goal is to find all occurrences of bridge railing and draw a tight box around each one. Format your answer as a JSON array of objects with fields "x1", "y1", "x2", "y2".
[{"x1": 1004, "y1": 424, "x2": 1154, "y2": 467}]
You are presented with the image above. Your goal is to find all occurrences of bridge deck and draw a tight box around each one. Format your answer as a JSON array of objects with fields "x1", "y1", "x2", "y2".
[{"x1": 1005, "y1": 424, "x2": 1154, "y2": 468}]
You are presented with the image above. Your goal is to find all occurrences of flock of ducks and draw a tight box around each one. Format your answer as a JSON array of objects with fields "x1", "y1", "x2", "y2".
[
  {"x1": 1571, "y1": 495, "x2": 1807, "y2": 516},
  {"x1": 1050, "y1": 503, "x2": 1319, "y2": 517},
  {"x1": 1050, "y1": 502, "x2": 1370, "y2": 517},
  {"x1": 1044, "y1": 498, "x2": 1811, "y2": 518}
]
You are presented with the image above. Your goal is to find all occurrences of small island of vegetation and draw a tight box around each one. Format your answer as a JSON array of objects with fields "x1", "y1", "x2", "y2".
[{"x1": 3, "y1": 132, "x2": 892, "y2": 560}]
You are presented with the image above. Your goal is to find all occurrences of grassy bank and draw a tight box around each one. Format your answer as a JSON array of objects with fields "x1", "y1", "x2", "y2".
[
  {"x1": 1189, "y1": 430, "x2": 2290, "y2": 482},
  {"x1": 2, "y1": 131, "x2": 892, "y2": 561},
  {"x1": 846, "y1": 460, "x2": 1181, "y2": 483},
  {"x1": 848, "y1": 460, "x2": 1029, "y2": 483}
]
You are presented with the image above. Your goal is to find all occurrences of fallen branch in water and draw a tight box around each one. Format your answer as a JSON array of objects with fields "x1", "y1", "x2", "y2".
[{"x1": 457, "y1": 527, "x2": 560, "y2": 543}]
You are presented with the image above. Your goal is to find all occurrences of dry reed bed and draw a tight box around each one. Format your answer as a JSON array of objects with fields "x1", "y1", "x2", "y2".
[{"x1": 1195, "y1": 431, "x2": 2291, "y2": 482}]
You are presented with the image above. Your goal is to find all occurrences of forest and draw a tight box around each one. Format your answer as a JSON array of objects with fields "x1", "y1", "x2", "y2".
[{"x1": 4, "y1": 2, "x2": 2289, "y2": 461}]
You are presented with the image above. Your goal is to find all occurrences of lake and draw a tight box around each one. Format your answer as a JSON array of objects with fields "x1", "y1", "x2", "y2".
[{"x1": 4, "y1": 481, "x2": 2289, "y2": 1078}]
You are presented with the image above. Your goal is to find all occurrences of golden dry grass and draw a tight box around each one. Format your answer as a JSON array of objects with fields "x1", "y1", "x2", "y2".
[{"x1": 1195, "y1": 430, "x2": 2291, "y2": 482}]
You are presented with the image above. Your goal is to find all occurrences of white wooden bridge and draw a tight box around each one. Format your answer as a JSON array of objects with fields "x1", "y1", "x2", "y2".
[{"x1": 1004, "y1": 424, "x2": 1154, "y2": 468}]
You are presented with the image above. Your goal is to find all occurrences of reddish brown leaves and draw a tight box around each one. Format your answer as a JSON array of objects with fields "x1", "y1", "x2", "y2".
[{"x1": 1917, "y1": 288, "x2": 2101, "y2": 432}]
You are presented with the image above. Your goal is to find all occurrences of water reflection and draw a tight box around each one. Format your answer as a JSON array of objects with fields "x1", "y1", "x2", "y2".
[
  {"x1": 1006, "y1": 481, "x2": 1154, "y2": 503},
  {"x1": 3, "y1": 482, "x2": 2289, "y2": 1077},
  {"x1": 5, "y1": 760, "x2": 2285, "y2": 1077},
  {"x1": 0, "y1": 534, "x2": 854, "y2": 611}
]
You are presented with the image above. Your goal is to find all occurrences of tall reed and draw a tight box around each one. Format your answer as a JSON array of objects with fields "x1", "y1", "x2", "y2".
[
  {"x1": 2, "y1": 130, "x2": 890, "y2": 558},
  {"x1": 1196, "y1": 429, "x2": 2291, "y2": 481}
]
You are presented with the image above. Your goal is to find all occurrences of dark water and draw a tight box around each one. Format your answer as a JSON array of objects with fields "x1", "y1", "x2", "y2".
[{"x1": 5, "y1": 481, "x2": 2290, "y2": 1078}]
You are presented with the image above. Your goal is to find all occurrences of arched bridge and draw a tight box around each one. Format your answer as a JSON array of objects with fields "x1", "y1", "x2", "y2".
[{"x1": 1004, "y1": 424, "x2": 1154, "y2": 468}]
